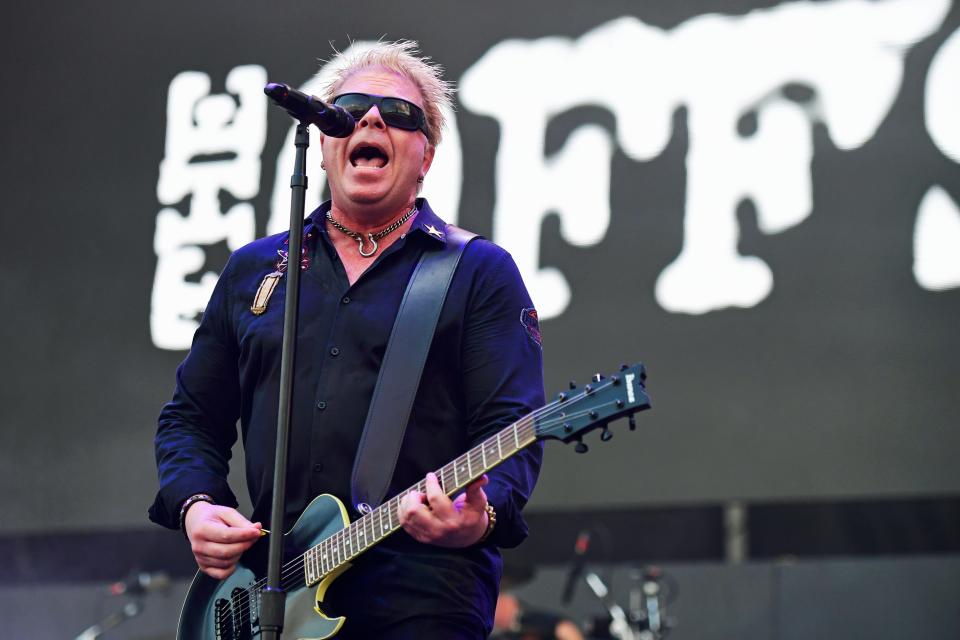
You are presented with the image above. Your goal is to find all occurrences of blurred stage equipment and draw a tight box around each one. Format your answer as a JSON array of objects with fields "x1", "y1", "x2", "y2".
[
  {"x1": 74, "y1": 571, "x2": 170, "y2": 639},
  {"x1": 109, "y1": 570, "x2": 172, "y2": 596},
  {"x1": 561, "y1": 529, "x2": 592, "y2": 604},
  {"x1": 581, "y1": 566, "x2": 677, "y2": 640}
]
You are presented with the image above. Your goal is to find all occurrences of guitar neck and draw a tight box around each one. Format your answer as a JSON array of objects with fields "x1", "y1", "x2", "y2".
[{"x1": 303, "y1": 417, "x2": 539, "y2": 585}]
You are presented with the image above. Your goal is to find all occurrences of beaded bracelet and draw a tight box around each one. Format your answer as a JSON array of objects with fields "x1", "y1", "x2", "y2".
[
  {"x1": 179, "y1": 493, "x2": 215, "y2": 534},
  {"x1": 477, "y1": 503, "x2": 497, "y2": 544}
]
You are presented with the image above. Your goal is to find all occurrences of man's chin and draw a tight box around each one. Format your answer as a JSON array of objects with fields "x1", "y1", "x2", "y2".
[{"x1": 339, "y1": 187, "x2": 403, "y2": 212}]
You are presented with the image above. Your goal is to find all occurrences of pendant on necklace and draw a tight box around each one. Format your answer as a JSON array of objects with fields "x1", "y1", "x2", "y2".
[{"x1": 357, "y1": 234, "x2": 378, "y2": 258}]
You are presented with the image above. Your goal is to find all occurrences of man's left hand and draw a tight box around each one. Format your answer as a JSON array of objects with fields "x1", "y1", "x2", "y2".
[{"x1": 399, "y1": 472, "x2": 490, "y2": 547}]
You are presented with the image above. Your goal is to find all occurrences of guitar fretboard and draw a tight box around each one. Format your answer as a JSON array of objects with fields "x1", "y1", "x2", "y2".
[{"x1": 302, "y1": 417, "x2": 538, "y2": 585}]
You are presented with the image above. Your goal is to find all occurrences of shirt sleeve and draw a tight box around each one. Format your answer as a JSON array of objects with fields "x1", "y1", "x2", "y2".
[
  {"x1": 460, "y1": 243, "x2": 545, "y2": 548},
  {"x1": 148, "y1": 256, "x2": 242, "y2": 530}
]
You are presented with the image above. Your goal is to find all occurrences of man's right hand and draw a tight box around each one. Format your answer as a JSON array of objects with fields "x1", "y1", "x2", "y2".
[{"x1": 184, "y1": 501, "x2": 263, "y2": 579}]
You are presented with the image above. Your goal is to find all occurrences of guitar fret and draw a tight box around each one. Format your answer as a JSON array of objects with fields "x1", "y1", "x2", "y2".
[
  {"x1": 304, "y1": 548, "x2": 312, "y2": 584},
  {"x1": 513, "y1": 425, "x2": 520, "y2": 450}
]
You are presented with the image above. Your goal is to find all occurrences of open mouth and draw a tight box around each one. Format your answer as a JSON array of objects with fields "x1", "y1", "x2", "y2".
[{"x1": 350, "y1": 144, "x2": 389, "y2": 169}]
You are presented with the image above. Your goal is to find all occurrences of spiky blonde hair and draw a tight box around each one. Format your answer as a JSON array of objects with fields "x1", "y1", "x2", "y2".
[{"x1": 321, "y1": 40, "x2": 454, "y2": 147}]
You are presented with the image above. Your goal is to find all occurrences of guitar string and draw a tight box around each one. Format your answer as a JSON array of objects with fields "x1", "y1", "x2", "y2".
[
  {"x1": 221, "y1": 378, "x2": 628, "y2": 624},
  {"x1": 223, "y1": 388, "x2": 627, "y2": 626},
  {"x1": 225, "y1": 396, "x2": 621, "y2": 626},
  {"x1": 237, "y1": 416, "x2": 542, "y2": 601},
  {"x1": 226, "y1": 401, "x2": 619, "y2": 626},
  {"x1": 222, "y1": 414, "x2": 545, "y2": 623},
  {"x1": 233, "y1": 392, "x2": 568, "y2": 599}
]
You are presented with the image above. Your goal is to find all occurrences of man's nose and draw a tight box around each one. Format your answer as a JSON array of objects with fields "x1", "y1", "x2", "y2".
[{"x1": 357, "y1": 105, "x2": 386, "y2": 130}]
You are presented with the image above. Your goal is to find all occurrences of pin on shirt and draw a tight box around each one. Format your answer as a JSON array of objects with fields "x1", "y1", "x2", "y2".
[
  {"x1": 250, "y1": 234, "x2": 311, "y2": 315},
  {"x1": 424, "y1": 223, "x2": 444, "y2": 239}
]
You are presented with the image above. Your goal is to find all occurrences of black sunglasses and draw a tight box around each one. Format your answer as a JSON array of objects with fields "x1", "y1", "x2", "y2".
[{"x1": 332, "y1": 93, "x2": 430, "y2": 137}]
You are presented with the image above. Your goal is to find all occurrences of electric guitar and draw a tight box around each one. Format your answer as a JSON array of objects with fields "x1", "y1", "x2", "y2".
[{"x1": 177, "y1": 363, "x2": 651, "y2": 639}]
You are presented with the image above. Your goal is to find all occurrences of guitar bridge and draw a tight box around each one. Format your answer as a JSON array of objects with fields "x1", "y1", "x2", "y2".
[{"x1": 214, "y1": 587, "x2": 257, "y2": 640}]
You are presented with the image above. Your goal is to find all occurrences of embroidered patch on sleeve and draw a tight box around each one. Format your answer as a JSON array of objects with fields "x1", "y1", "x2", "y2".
[{"x1": 520, "y1": 307, "x2": 541, "y2": 347}]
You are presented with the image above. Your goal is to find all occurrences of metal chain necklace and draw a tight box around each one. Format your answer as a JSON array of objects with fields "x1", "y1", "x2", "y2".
[{"x1": 326, "y1": 204, "x2": 417, "y2": 258}]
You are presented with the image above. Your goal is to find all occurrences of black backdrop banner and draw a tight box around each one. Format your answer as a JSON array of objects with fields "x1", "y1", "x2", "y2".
[{"x1": 2, "y1": 0, "x2": 958, "y2": 533}]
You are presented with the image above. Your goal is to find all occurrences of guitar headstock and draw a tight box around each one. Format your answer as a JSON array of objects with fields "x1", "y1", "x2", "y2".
[{"x1": 535, "y1": 363, "x2": 651, "y2": 451}]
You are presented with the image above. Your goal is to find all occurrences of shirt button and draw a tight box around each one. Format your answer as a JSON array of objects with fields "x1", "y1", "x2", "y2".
[
  {"x1": 316, "y1": 400, "x2": 327, "y2": 410},
  {"x1": 330, "y1": 347, "x2": 340, "y2": 357},
  {"x1": 312, "y1": 463, "x2": 324, "y2": 473},
  {"x1": 341, "y1": 296, "x2": 351, "y2": 304}
]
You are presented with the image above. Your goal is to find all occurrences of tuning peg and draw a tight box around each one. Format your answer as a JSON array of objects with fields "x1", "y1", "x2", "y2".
[
  {"x1": 592, "y1": 373, "x2": 605, "y2": 383},
  {"x1": 574, "y1": 439, "x2": 589, "y2": 454},
  {"x1": 628, "y1": 415, "x2": 637, "y2": 431},
  {"x1": 600, "y1": 426, "x2": 613, "y2": 442},
  {"x1": 620, "y1": 363, "x2": 629, "y2": 371},
  {"x1": 569, "y1": 380, "x2": 577, "y2": 390}
]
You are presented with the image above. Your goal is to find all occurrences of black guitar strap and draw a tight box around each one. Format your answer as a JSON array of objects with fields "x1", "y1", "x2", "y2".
[{"x1": 350, "y1": 224, "x2": 478, "y2": 514}]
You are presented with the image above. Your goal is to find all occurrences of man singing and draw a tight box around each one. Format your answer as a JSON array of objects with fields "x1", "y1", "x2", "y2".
[{"x1": 149, "y1": 40, "x2": 544, "y2": 638}]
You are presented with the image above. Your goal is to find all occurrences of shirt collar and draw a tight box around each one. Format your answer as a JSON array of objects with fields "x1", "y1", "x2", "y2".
[{"x1": 407, "y1": 198, "x2": 448, "y2": 246}]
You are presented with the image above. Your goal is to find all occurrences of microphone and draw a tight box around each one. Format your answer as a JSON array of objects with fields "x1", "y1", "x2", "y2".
[
  {"x1": 560, "y1": 529, "x2": 591, "y2": 605},
  {"x1": 263, "y1": 83, "x2": 355, "y2": 137},
  {"x1": 109, "y1": 571, "x2": 171, "y2": 596}
]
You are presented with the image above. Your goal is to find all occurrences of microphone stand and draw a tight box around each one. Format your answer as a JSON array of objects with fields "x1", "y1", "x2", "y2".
[{"x1": 259, "y1": 120, "x2": 310, "y2": 640}]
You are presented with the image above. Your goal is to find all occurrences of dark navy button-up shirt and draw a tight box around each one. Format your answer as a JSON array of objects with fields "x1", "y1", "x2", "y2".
[{"x1": 149, "y1": 198, "x2": 544, "y2": 631}]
